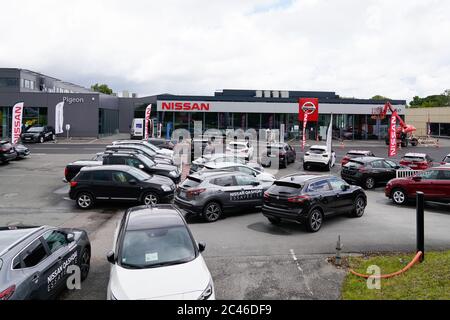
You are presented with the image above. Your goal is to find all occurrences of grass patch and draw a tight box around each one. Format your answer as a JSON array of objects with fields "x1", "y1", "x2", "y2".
[{"x1": 342, "y1": 251, "x2": 450, "y2": 300}]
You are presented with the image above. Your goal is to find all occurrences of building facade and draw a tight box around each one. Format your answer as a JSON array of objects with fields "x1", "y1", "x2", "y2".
[
  {"x1": 1, "y1": 68, "x2": 407, "y2": 140},
  {"x1": 406, "y1": 107, "x2": 450, "y2": 138}
]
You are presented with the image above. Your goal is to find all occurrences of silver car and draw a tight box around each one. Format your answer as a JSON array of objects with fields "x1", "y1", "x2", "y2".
[
  {"x1": 201, "y1": 162, "x2": 275, "y2": 183},
  {"x1": 174, "y1": 171, "x2": 273, "y2": 222},
  {"x1": 190, "y1": 153, "x2": 247, "y2": 174}
]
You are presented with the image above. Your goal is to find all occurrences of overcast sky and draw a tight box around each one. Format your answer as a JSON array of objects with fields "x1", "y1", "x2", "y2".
[{"x1": 1, "y1": 0, "x2": 449, "y2": 101}]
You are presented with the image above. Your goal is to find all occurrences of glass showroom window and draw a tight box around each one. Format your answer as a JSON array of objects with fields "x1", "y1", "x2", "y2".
[
  {"x1": 440, "y1": 123, "x2": 450, "y2": 137},
  {"x1": 218, "y1": 113, "x2": 232, "y2": 130},
  {"x1": 205, "y1": 113, "x2": 219, "y2": 130},
  {"x1": 247, "y1": 113, "x2": 261, "y2": 131},
  {"x1": 233, "y1": 113, "x2": 247, "y2": 130},
  {"x1": 174, "y1": 112, "x2": 189, "y2": 131}
]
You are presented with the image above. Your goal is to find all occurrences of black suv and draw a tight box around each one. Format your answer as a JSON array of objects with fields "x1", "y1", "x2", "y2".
[
  {"x1": 341, "y1": 157, "x2": 405, "y2": 189},
  {"x1": 21, "y1": 126, "x2": 55, "y2": 143},
  {"x1": 262, "y1": 175, "x2": 366, "y2": 232},
  {"x1": 69, "y1": 165, "x2": 176, "y2": 209}
]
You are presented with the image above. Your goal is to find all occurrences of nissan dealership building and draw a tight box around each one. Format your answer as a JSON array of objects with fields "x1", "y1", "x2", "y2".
[{"x1": 1, "y1": 68, "x2": 407, "y2": 141}]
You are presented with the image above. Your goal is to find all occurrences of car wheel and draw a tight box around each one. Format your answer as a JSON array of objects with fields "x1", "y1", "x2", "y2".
[
  {"x1": 203, "y1": 202, "x2": 222, "y2": 222},
  {"x1": 51, "y1": 134, "x2": 56, "y2": 141},
  {"x1": 76, "y1": 192, "x2": 94, "y2": 209},
  {"x1": 80, "y1": 247, "x2": 91, "y2": 281},
  {"x1": 303, "y1": 163, "x2": 308, "y2": 171},
  {"x1": 392, "y1": 188, "x2": 407, "y2": 205},
  {"x1": 282, "y1": 157, "x2": 288, "y2": 168},
  {"x1": 305, "y1": 208, "x2": 323, "y2": 233},
  {"x1": 364, "y1": 177, "x2": 376, "y2": 189},
  {"x1": 39, "y1": 136, "x2": 44, "y2": 143},
  {"x1": 326, "y1": 161, "x2": 332, "y2": 171},
  {"x1": 143, "y1": 192, "x2": 159, "y2": 206},
  {"x1": 352, "y1": 196, "x2": 366, "y2": 218},
  {"x1": 268, "y1": 217, "x2": 281, "y2": 225}
]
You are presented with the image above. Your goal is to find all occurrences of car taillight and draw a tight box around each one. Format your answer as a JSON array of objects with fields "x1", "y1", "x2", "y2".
[
  {"x1": 358, "y1": 167, "x2": 367, "y2": 172},
  {"x1": 64, "y1": 167, "x2": 68, "y2": 178},
  {"x1": 0, "y1": 285, "x2": 15, "y2": 300},
  {"x1": 186, "y1": 188, "x2": 206, "y2": 198},
  {"x1": 70, "y1": 181, "x2": 78, "y2": 188},
  {"x1": 264, "y1": 192, "x2": 270, "y2": 200},
  {"x1": 288, "y1": 195, "x2": 310, "y2": 203}
]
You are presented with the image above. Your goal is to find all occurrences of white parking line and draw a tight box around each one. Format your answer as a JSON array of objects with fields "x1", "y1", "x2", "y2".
[{"x1": 290, "y1": 249, "x2": 314, "y2": 296}]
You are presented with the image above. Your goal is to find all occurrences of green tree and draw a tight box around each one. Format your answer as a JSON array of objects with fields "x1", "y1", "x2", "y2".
[
  {"x1": 91, "y1": 83, "x2": 113, "y2": 95},
  {"x1": 408, "y1": 90, "x2": 450, "y2": 108},
  {"x1": 371, "y1": 95, "x2": 390, "y2": 101}
]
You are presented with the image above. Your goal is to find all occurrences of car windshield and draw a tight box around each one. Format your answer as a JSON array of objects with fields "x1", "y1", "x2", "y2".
[
  {"x1": 119, "y1": 226, "x2": 196, "y2": 269},
  {"x1": 269, "y1": 181, "x2": 303, "y2": 194},
  {"x1": 27, "y1": 127, "x2": 44, "y2": 133},
  {"x1": 128, "y1": 167, "x2": 152, "y2": 181},
  {"x1": 403, "y1": 156, "x2": 425, "y2": 162},
  {"x1": 309, "y1": 148, "x2": 326, "y2": 154},
  {"x1": 143, "y1": 142, "x2": 160, "y2": 152},
  {"x1": 181, "y1": 177, "x2": 202, "y2": 188},
  {"x1": 137, "y1": 154, "x2": 156, "y2": 167}
]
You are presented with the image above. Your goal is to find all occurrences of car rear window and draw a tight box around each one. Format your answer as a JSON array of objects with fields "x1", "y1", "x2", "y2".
[
  {"x1": 76, "y1": 172, "x2": 92, "y2": 181},
  {"x1": 269, "y1": 181, "x2": 303, "y2": 194},
  {"x1": 181, "y1": 177, "x2": 202, "y2": 188},
  {"x1": 347, "y1": 152, "x2": 367, "y2": 157},
  {"x1": 309, "y1": 148, "x2": 326, "y2": 154},
  {"x1": 403, "y1": 156, "x2": 425, "y2": 162},
  {"x1": 345, "y1": 160, "x2": 365, "y2": 168}
]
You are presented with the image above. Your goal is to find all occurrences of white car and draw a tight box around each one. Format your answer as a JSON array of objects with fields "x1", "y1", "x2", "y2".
[
  {"x1": 113, "y1": 140, "x2": 174, "y2": 157},
  {"x1": 303, "y1": 145, "x2": 336, "y2": 171},
  {"x1": 202, "y1": 162, "x2": 275, "y2": 183},
  {"x1": 106, "y1": 205, "x2": 214, "y2": 300},
  {"x1": 190, "y1": 153, "x2": 247, "y2": 173},
  {"x1": 226, "y1": 141, "x2": 254, "y2": 160}
]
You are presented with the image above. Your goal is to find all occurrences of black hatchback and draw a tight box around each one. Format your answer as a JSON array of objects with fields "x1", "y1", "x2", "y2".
[
  {"x1": 69, "y1": 165, "x2": 176, "y2": 209},
  {"x1": 341, "y1": 157, "x2": 405, "y2": 189},
  {"x1": 0, "y1": 141, "x2": 17, "y2": 164},
  {"x1": 262, "y1": 175, "x2": 366, "y2": 232},
  {"x1": 21, "y1": 126, "x2": 55, "y2": 143}
]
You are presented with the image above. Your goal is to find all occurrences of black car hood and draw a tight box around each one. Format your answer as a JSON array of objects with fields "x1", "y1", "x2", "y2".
[
  {"x1": 152, "y1": 163, "x2": 179, "y2": 172},
  {"x1": 145, "y1": 174, "x2": 175, "y2": 186},
  {"x1": 22, "y1": 132, "x2": 40, "y2": 137}
]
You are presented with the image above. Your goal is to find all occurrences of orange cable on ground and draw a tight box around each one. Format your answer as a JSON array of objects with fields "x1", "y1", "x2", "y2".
[{"x1": 349, "y1": 251, "x2": 423, "y2": 279}]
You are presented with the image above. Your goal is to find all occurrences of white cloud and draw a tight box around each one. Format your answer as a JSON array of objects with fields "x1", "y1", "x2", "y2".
[{"x1": 0, "y1": 0, "x2": 449, "y2": 101}]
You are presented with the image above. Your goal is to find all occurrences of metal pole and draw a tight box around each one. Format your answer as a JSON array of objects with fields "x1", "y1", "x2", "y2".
[{"x1": 416, "y1": 191, "x2": 425, "y2": 262}]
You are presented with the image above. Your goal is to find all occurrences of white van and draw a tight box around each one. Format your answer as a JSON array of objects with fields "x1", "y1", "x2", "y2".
[{"x1": 130, "y1": 118, "x2": 144, "y2": 139}]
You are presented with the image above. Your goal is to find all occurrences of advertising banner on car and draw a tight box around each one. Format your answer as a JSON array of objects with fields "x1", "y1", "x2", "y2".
[
  {"x1": 389, "y1": 110, "x2": 398, "y2": 157},
  {"x1": 55, "y1": 101, "x2": 64, "y2": 134},
  {"x1": 11, "y1": 102, "x2": 24, "y2": 144},
  {"x1": 144, "y1": 104, "x2": 152, "y2": 140}
]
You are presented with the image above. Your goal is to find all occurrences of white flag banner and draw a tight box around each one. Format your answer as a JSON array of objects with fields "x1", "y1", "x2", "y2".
[
  {"x1": 11, "y1": 102, "x2": 24, "y2": 144},
  {"x1": 326, "y1": 113, "x2": 333, "y2": 154},
  {"x1": 144, "y1": 104, "x2": 152, "y2": 140},
  {"x1": 55, "y1": 101, "x2": 64, "y2": 134}
]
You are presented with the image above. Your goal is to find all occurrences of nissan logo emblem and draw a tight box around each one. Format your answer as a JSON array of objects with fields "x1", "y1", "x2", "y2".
[{"x1": 302, "y1": 102, "x2": 317, "y2": 115}]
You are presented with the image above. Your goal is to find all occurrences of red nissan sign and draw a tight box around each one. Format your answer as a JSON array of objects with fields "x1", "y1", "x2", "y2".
[
  {"x1": 388, "y1": 111, "x2": 398, "y2": 157},
  {"x1": 299, "y1": 98, "x2": 319, "y2": 122}
]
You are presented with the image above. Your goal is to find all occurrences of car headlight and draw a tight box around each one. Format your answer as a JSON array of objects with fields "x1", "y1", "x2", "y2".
[
  {"x1": 198, "y1": 280, "x2": 214, "y2": 300},
  {"x1": 161, "y1": 184, "x2": 172, "y2": 192}
]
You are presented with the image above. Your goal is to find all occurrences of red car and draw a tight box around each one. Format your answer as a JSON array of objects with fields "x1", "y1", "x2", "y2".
[
  {"x1": 341, "y1": 150, "x2": 375, "y2": 166},
  {"x1": 385, "y1": 167, "x2": 450, "y2": 205},
  {"x1": 399, "y1": 153, "x2": 433, "y2": 170}
]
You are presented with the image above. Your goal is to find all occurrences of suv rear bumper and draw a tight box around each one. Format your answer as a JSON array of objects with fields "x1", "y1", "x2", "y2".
[
  {"x1": 174, "y1": 197, "x2": 203, "y2": 215},
  {"x1": 262, "y1": 204, "x2": 306, "y2": 223}
]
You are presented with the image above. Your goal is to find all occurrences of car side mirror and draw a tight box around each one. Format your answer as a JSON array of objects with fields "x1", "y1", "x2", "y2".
[
  {"x1": 66, "y1": 233, "x2": 75, "y2": 242},
  {"x1": 198, "y1": 242, "x2": 206, "y2": 253},
  {"x1": 341, "y1": 184, "x2": 350, "y2": 191},
  {"x1": 129, "y1": 179, "x2": 137, "y2": 185},
  {"x1": 106, "y1": 251, "x2": 116, "y2": 264},
  {"x1": 138, "y1": 164, "x2": 145, "y2": 170},
  {"x1": 413, "y1": 176, "x2": 422, "y2": 182}
]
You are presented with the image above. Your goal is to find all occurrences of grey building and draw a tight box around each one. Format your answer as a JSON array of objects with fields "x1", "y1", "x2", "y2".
[{"x1": 0, "y1": 68, "x2": 407, "y2": 141}]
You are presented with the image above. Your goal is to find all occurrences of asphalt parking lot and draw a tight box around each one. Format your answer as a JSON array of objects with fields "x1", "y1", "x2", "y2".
[{"x1": 1, "y1": 141, "x2": 449, "y2": 300}]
